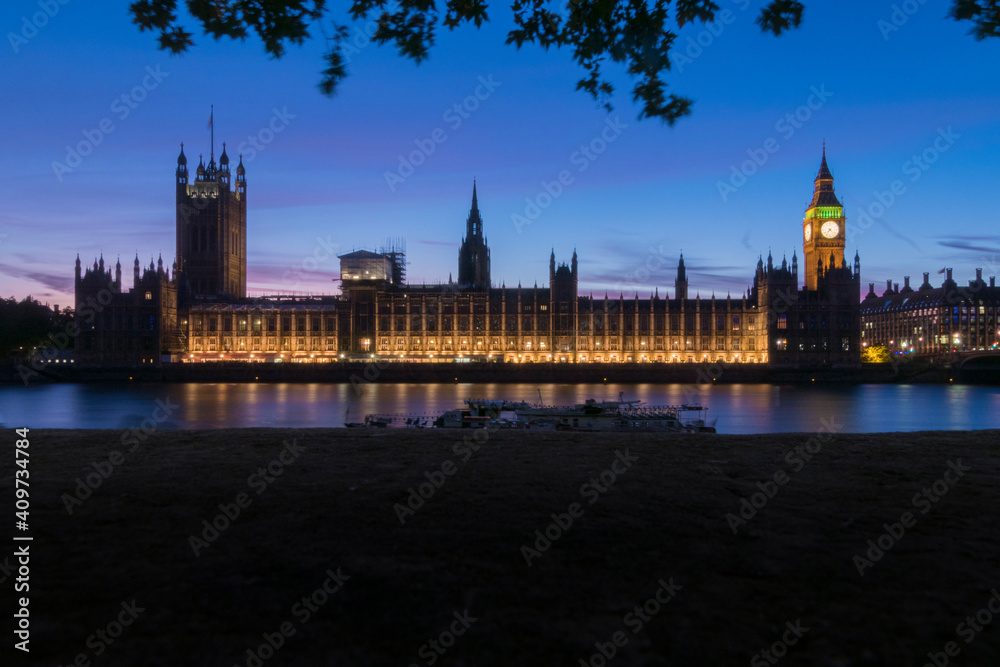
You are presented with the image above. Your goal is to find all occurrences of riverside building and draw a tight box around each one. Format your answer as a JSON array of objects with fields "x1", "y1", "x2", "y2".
[{"x1": 74, "y1": 146, "x2": 861, "y2": 368}]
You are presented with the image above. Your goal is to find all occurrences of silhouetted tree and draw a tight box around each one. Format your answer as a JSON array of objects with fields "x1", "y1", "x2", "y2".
[
  {"x1": 0, "y1": 297, "x2": 73, "y2": 359},
  {"x1": 129, "y1": 0, "x2": 998, "y2": 124}
]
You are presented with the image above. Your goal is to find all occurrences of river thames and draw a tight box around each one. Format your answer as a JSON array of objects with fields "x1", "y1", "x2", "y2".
[{"x1": 2, "y1": 383, "x2": 999, "y2": 433}]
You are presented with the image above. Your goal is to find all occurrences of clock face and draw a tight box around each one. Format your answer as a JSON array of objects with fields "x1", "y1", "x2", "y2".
[
  {"x1": 821, "y1": 221, "x2": 840, "y2": 238},
  {"x1": 804, "y1": 224, "x2": 812, "y2": 242}
]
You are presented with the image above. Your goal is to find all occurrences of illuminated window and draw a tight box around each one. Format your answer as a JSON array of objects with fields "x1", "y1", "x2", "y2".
[{"x1": 777, "y1": 314, "x2": 787, "y2": 330}]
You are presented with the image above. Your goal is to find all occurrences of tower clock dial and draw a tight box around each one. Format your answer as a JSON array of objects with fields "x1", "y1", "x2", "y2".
[
  {"x1": 804, "y1": 224, "x2": 812, "y2": 242},
  {"x1": 821, "y1": 221, "x2": 840, "y2": 238}
]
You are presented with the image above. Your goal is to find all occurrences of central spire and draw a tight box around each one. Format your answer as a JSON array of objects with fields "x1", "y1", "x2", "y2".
[
  {"x1": 457, "y1": 180, "x2": 490, "y2": 290},
  {"x1": 809, "y1": 144, "x2": 841, "y2": 208},
  {"x1": 466, "y1": 180, "x2": 483, "y2": 239}
]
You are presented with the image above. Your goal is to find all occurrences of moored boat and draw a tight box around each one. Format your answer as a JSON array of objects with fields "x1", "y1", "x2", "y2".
[{"x1": 515, "y1": 393, "x2": 715, "y2": 432}]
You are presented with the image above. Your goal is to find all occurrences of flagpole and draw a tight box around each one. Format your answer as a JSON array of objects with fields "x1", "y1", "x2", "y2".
[{"x1": 210, "y1": 104, "x2": 214, "y2": 160}]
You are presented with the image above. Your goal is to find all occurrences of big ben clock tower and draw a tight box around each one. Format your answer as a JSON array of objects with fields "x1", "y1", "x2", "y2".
[{"x1": 802, "y1": 146, "x2": 845, "y2": 290}]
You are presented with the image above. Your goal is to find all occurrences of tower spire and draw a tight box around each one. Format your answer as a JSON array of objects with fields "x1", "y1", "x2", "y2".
[{"x1": 209, "y1": 104, "x2": 214, "y2": 161}]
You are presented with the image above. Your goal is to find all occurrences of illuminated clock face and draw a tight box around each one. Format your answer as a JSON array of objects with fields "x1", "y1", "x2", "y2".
[
  {"x1": 804, "y1": 224, "x2": 812, "y2": 242},
  {"x1": 821, "y1": 221, "x2": 840, "y2": 238}
]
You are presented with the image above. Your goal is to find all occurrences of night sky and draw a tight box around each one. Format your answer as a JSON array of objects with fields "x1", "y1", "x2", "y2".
[{"x1": 1, "y1": 1, "x2": 998, "y2": 308}]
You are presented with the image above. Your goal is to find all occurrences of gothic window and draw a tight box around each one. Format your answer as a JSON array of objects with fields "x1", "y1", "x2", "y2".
[{"x1": 777, "y1": 314, "x2": 787, "y2": 330}]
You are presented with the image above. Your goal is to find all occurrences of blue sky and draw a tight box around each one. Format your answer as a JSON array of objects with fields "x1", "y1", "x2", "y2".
[{"x1": 1, "y1": 0, "x2": 999, "y2": 307}]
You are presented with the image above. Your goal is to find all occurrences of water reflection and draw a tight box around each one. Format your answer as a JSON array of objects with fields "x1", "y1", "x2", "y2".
[{"x1": 0, "y1": 383, "x2": 998, "y2": 434}]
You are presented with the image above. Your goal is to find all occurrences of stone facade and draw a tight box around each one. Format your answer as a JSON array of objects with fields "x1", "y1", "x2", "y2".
[{"x1": 75, "y1": 145, "x2": 862, "y2": 368}]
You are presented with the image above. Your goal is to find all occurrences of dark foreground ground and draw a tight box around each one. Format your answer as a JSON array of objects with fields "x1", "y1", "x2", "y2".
[{"x1": 5, "y1": 428, "x2": 1000, "y2": 666}]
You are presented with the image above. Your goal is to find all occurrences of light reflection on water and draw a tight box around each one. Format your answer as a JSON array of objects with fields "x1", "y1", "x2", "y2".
[{"x1": 1, "y1": 383, "x2": 999, "y2": 434}]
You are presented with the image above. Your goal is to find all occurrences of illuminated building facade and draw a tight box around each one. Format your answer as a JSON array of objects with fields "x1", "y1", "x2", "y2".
[
  {"x1": 75, "y1": 146, "x2": 862, "y2": 368},
  {"x1": 861, "y1": 269, "x2": 1000, "y2": 354}
]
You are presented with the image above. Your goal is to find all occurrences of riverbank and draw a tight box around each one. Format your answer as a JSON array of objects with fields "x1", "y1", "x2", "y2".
[
  {"x1": 4, "y1": 357, "x2": 996, "y2": 385},
  {"x1": 10, "y1": 428, "x2": 1000, "y2": 665}
]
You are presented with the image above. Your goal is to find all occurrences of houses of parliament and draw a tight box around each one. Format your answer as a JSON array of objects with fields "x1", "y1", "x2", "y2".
[{"x1": 74, "y1": 144, "x2": 863, "y2": 368}]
